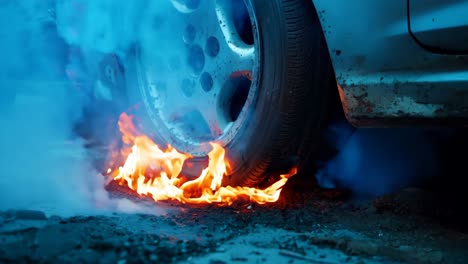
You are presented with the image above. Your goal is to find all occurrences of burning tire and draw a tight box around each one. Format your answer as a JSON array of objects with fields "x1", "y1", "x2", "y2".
[{"x1": 73, "y1": 0, "x2": 332, "y2": 186}]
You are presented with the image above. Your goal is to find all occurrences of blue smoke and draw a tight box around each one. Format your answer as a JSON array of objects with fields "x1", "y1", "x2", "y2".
[
  {"x1": 0, "y1": 1, "x2": 158, "y2": 215},
  {"x1": 317, "y1": 122, "x2": 441, "y2": 197}
]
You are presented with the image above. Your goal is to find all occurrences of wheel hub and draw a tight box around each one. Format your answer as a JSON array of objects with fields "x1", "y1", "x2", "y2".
[{"x1": 136, "y1": 0, "x2": 259, "y2": 155}]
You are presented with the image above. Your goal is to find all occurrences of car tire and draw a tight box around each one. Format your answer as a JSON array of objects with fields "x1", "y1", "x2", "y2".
[
  {"x1": 224, "y1": 0, "x2": 333, "y2": 186},
  {"x1": 74, "y1": 0, "x2": 334, "y2": 187}
]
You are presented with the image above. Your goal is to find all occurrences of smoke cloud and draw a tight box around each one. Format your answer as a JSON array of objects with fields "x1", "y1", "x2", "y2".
[
  {"x1": 316, "y1": 121, "x2": 446, "y2": 198},
  {"x1": 0, "y1": 1, "x2": 167, "y2": 216}
]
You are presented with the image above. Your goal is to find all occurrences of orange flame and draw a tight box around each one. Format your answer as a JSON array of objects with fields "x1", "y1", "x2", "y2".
[{"x1": 109, "y1": 113, "x2": 296, "y2": 205}]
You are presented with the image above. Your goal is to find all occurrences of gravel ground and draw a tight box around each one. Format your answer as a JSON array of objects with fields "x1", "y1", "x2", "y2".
[{"x1": 1, "y1": 180, "x2": 468, "y2": 264}]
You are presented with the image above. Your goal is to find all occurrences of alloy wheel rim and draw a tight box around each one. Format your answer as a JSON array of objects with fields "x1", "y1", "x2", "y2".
[{"x1": 136, "y1": 0, "x2": 260, "y2": 156}]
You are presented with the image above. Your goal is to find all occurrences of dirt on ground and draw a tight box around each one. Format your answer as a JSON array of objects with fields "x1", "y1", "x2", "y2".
[{"x1": 1, "y1": 180, "x2": 468, "y2": 264}]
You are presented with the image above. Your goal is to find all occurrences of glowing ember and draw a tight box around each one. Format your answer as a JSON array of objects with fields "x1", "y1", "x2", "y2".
[{"x1": 108, "y1": 113, "x2": 296, "y2": 205}]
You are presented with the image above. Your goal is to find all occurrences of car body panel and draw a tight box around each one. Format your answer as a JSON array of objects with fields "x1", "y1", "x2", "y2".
[
  {"x1": 312, "y1": 0, "x2": 468, "y2": 126},
  {"x1": 409, "y1": 0, "x2": 468, "y2": 54}
]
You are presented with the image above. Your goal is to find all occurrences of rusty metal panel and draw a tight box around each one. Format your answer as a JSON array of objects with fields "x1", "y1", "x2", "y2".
[{"x1": 312, "y1": 0, "x2": 468, "y2": 126}]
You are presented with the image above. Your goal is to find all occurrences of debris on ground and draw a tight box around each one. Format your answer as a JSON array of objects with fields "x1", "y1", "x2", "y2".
[{"x1": 1, "y1": 187, "x2": 467, "y2": 263}]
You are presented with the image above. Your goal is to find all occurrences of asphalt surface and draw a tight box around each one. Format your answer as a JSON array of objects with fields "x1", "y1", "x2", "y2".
[{"x1": 2, "y1": 183, "x2": 468, "y2": 264}]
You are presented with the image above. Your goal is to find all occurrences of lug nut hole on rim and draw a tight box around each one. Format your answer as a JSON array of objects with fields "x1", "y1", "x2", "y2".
[
  {"x1": 187, "y1": 45, "x2": 205, "y2": 75},
  {"x1": 218, "y1": 75, "x2": 252, "y2": 127},
  {"x1": 181, "y1": 78, "x2": 196, "y2": 97},
  {"x1": 200, "y1": 72, "x2": 214, "y2": 92},
  {"x1": 205, "y1": 36, "x2": 220, "y2": 57},
  {"x1": 184, "y1": 24, "x2": 196, "y2": 44}
]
